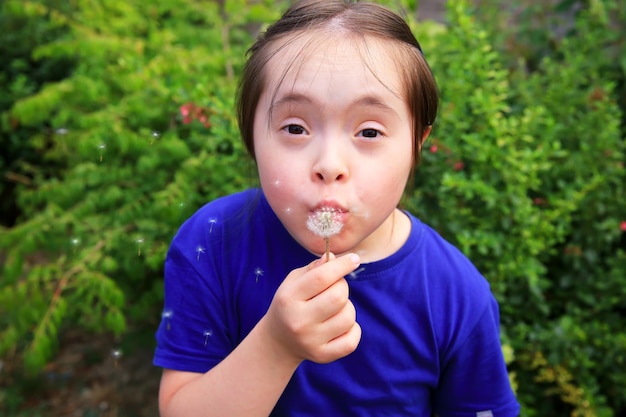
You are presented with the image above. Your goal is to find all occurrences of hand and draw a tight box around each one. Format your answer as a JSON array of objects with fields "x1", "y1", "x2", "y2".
[{"x1": 263, "y1": 253, "x2": 362, "y2": 365}]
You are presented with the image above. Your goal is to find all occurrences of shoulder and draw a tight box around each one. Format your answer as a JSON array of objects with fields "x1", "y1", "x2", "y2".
[
  {"x1": 408, "y1": 215, "x2": 498, "y2": 356},
  {"x1": 163, "y1": 188, "x2": 269, "y2": 269},
  {"x1": 410, "y1": 216, "x2": 490, "y2": 296},
  {"x1": 179, "y1": 188, "x2": 261, "y2": 232}
]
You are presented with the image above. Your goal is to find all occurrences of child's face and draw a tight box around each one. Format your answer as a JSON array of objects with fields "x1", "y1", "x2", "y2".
[{"x1": 253, "y1": 33, "x2": 414, "y2": 261}]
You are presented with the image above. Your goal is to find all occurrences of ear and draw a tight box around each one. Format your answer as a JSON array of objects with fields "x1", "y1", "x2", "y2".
[
  {"x1": 416, "y1": 125, "x2": 432, "y2": 154},
  {"x1": 420, "y1": 125, "x2": 433, "y2": 146}
]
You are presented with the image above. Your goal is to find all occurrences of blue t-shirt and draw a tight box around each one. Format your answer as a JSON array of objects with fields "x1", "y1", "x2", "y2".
[{"x1": 154, "y1": 189, "x2": 520, "y2": 417}]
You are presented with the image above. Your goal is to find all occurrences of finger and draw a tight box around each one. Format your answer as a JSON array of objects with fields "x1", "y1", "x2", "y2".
[
  {"x1": 318, "y1": 295, "x2": 356, "y2": 334},
  {"x1": 306, "y1": 277, "x2": 350, "y2": 321},
  {"x1": 314, "y1": 320, "x2": 362, "y2": 364},
  {"x1": 281, "y1": 254, "x2": 331, "y2": 288},
  {"x1": 297, "y1": 253, "x2": 360, "y2": 301}
]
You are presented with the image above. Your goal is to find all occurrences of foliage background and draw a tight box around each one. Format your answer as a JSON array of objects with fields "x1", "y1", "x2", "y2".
[{"x1": 1, "y1": 0, "x2": 624, "y2": 416}]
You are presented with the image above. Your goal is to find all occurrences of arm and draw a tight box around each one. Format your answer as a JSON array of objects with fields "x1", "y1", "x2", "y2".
[
  {"x1": 158, "y1": 253, "x2": 362, "y2": 417},
  {"x1": 433, "y1": 298, "x2": 520, "y2": 417}
]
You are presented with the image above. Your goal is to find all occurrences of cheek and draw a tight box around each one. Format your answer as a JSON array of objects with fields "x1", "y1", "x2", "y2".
[{"x1": 257, "y1": 163, "x2": 306, "y2": 216}]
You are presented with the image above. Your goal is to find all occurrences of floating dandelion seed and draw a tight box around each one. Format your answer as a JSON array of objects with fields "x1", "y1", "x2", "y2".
[
  {"x1": 203, "y1": 330, "x2": 213, "y2": 346},
  {"x1": 350, "y1": 205, "x2": 370, "y2": 220},
  {"x1": 208, "y1": 218, "x2": 217, "y2": 233},
  {"x1": 307, "y1": 208, "x2": 344, "y2": 261},
  {"x1": 97, "y1": 144, "x2": 106, "y2": 162},
  {"x1": 284, "y1": 207, "x2": 293, "y2": 215},
  {"x1": 254, "y1": 267, "x2": 264, "y2": 283},
  {"x1": 196, "y1": 246, "x2": 205, "y2": 260},
  {"x1": 56, "y1": 128, "x2": 68, "y2": 135},
  {"x1": 151, "y1": 131, "x2": 160, "y2": 145},
  {"x1": 111, "y1": 349, "x2": 123, "y2": 367},
  {"x1": 349, "y1": 267, "x2": 365, "y2": 280},
  {"x1": 70, "y1": 238, "x2": 80, "y2": 254},
  {"x1": 162, "y1": 309, "x2": 173, "y2": 330},
  {"x1": 136, "y1": 238, "x2": 144, "y2": 256}
]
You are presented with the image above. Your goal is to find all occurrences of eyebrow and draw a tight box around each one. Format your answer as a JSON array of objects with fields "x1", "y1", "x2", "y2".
[
  {"x1": 352, "y1": 95, "x2": 400, "y2": 118},
  {"x1": 271, "y1": 93, "x2": 313, "y2": 112},
  {"x1": 271, "y1": 93, "x2": 400, "y2": 119}
]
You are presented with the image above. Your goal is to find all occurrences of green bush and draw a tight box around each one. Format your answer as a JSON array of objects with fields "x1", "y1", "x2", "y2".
[
  {"x1": 0, "y1": 0, "x2": 76, "y2": 227},
  {"x1": 0, "y1": 0, "x2": 280, "y2": 373},
  {"x1": 408, "y1": 0, "x2": 625, "y2": 415},
  {"x1": 1, "y1": 0, "x2": 624, "y2": 415}
]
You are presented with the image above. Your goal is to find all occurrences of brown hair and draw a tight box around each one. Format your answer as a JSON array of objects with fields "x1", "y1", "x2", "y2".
[{"x1": 237, "y1": 0, "x2": 439, "y2": 166}]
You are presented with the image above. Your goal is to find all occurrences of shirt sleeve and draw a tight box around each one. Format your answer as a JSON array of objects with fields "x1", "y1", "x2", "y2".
[
  {"x1": 152, "y1": 213, "x2": 235, "y2": 374},
  {"x1": 434, "y1": 296, "x2": 520, "y2": 417}
]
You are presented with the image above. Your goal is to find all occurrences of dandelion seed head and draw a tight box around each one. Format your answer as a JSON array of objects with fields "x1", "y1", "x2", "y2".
[{"x1": 307, "y1": 208, "x2": 344, "y2": 238}]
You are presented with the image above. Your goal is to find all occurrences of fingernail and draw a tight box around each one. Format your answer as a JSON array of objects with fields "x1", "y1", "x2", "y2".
[{"x1": 349, "y1": 253, "x2": 360, "y2": 265}]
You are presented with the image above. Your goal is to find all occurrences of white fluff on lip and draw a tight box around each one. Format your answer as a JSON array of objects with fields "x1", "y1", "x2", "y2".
[{"x1": 306, "y1": 207, "x2": 344, "y2": 238}]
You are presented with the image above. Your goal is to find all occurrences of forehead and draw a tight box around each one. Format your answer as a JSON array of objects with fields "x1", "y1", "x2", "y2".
[{"x1": 263, "y1": 31, "x2": 405, "y2": 101}]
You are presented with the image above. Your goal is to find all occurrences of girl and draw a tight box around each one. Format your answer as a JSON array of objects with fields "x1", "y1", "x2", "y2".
[{"x1": 153, "y1": 1, "x2": 520, "y2": 416}]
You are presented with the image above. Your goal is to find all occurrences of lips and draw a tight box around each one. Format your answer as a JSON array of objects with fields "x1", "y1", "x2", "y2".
[
  {"x1": 310, "y1": 200, "x2": 348, "y2": 215},
  {"x1": 310, "y1": 202, "x2": 348, "y2": 223}
]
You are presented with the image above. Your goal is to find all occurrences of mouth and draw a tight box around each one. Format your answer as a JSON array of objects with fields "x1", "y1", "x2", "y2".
[{"x1": 309, "y1": 200, "x2": 348, "y2": 215}]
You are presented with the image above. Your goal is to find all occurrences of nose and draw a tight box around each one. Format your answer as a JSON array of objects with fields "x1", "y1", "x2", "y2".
[{"x1": 312, "y1": 140, "x2": 349, "y2": 184}]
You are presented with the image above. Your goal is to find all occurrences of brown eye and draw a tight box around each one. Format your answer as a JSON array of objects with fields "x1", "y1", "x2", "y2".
[
  {"x1": 286, "y1": 124, "x2": 306, "y2": 135},
  {"x1": 360, "y1": 128, "x2": 380, "y2": 138}
]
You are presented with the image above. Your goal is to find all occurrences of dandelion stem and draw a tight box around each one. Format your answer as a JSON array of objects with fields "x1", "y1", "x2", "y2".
[{"x1": 325, "y1": 237, "x2": 330, "y2": 262}]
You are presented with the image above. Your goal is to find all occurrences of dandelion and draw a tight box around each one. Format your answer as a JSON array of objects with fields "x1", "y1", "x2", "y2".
[
  {"x1": 151, "y1": 131, "x2": 160, "y2": 145},
  {"x1": 196, "y1": 246, "x2": 205, "y2": 260},
  {"x1": 307, "y1": 207, "x2": 344, "y2": 261}
]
